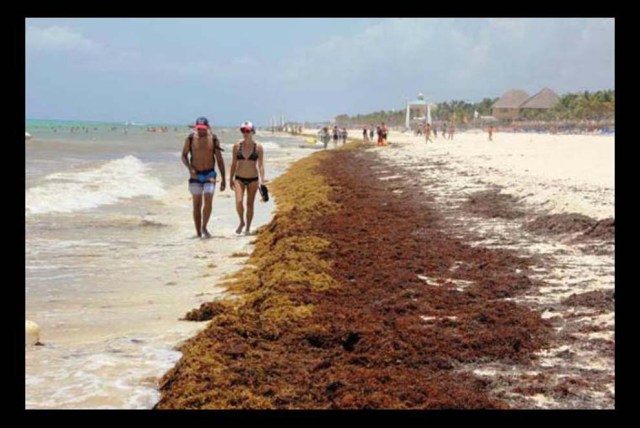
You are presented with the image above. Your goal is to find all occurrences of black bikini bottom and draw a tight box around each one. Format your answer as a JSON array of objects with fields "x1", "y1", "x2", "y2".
[{"x1": 235, "y1": 176, "x2": 259, "y2": 186}]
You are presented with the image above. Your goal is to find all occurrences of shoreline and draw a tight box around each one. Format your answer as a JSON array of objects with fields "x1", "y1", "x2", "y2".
[{"x1": 25, "y1": 135, "x2": 316, "y2": 409}]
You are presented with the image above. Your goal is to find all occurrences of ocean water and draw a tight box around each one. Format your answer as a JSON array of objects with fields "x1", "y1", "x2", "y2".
[{"x1": 25, "y1": 120, "x2": 319, "y2": 408}]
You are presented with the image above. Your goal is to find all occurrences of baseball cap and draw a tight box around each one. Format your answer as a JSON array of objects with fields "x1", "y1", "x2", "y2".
[
  {"x1": 240, "y1": 121, "x2": 254, "y2": 132},
  {"x1": 195, "y1": 116, "x2": 210, "y2": 130}
]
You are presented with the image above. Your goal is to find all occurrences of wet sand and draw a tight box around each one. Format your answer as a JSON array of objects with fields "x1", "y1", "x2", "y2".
[{"x1": 25, "y1": 141, "x2": 314, "y2": 409}]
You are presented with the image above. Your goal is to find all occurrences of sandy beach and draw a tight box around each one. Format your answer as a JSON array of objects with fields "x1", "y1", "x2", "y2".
[
  {"x1": 378, "y1": 129, "x2": 613, "y2": 218},
  {"x1": 155, "y1": 131, "x2": 614, "y2": 409},
  {"x1": 369, "y1": 130, "x2": 614, "y2": 408},
  {"x1": 25, "y1": 16, "x2": 615, "y2": 410}
]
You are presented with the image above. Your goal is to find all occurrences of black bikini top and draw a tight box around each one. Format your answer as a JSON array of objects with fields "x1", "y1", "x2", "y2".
[{"x1": 237, "y1": 142, "x2": 259, "y2": 161}]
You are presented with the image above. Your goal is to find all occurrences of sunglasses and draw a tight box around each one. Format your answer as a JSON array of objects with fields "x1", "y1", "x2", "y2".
[{"x1": 241, "y1": 128, "x2": 252, "y2": 134}]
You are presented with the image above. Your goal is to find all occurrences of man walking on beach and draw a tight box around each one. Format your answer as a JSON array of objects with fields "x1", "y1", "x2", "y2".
[
  {"x1": 488, "y1": 125, "x2": 494, "y2": 141},
  {"x1": 182, "y1": 116, "x2": 226, "y2": 238},
  {"x1": 319, "y1": 127, "x2": 331, "y2": 150}
]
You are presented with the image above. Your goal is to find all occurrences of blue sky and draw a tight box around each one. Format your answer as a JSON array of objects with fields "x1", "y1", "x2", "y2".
[{"x1": 26, "y1": 18, "x2": 614, "y2": 126}]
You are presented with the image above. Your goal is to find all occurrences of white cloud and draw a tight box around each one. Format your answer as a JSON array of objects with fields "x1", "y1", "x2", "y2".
[
  {"x1": 26, "y1": 25, "x2": 102, "y2": 54},
  {"x1": 268, "y1": 17, "x2": 613, "y2": 116},
  {"x1": 455, "y1": 42, "x2": 490, "y2": 81},
  {"x1": 277, "y1": 19, "x2": 440, "y2": 87},
  {"x1": 276, "y1": 18, "x2": 490, "y2": 95},
  {"x1": 487, "y1": 18, "x2": 533, "y2": 38},
  {"x1": 155, "y1": 56, "x2": 262, "y2": 82},
  {"x1": 25, "y1": 18, "x2": 614, "y2": 123}
]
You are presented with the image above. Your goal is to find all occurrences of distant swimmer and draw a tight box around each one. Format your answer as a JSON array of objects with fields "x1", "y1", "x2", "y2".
[
  {"x1": 362, "y1": 127, "x2": 368, "y2": 142},
  {"x1": 182, "y1": 116, "x2": 226, "y2": 239},
  {"x1": 230, "y1": 121, "x2": 266, "y2": 235}
]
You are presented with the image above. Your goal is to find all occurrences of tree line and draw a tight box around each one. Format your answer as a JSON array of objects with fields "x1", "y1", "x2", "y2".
[{"x1": 333, "y1": 90, "x2": 614, "y2": 127}]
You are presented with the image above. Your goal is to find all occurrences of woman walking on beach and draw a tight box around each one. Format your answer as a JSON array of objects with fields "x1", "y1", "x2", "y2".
[{"x1": 230, "y1": 121, "x2": 266, "y2": 235}]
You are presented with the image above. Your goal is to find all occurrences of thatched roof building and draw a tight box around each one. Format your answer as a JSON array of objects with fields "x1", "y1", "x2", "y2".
[
  {"x1": 491, "y1": 88, "x2": 559, "y2": 120},
  {"x1": 491, "y1": 89, "x2": 530, "y2": 109},
  {"x1": 520, "y1": 88, "x2": 560, "y2": 109}
]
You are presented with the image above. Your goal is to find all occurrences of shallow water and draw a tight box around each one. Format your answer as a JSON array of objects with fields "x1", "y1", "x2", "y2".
[{"x1": 25, "y1": 127, "x2": 315, "y2": 408}]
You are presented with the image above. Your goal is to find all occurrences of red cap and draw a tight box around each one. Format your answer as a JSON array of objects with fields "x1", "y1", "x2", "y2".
[{"x1": 194, "y1": 116, "x2": 210, "y2": 130}]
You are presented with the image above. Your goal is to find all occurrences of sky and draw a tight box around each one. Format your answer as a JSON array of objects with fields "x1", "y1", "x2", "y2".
[{"x1": 25, "y1": 18, "x2": 615, "y2": 126}]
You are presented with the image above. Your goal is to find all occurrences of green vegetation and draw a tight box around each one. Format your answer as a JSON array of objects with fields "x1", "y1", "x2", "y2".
[
  {"x1": 334, "y1": 90, "x2": 614, "y2": 126},
  {"x1": 333, "y1": 98, "x2": 498, "y2": 127},
  {"x1": 520, "y1": 90, "x2": 615, "y2": 121}
]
